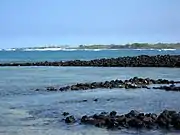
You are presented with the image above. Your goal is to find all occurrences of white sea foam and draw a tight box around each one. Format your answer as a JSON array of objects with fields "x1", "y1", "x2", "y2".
[
  {"x1": 134, "y1": 48, "x2": 176, "y2": 51},
  {"x1": 4, "y1": 48, "x2": 16, "y2": 51},
  {"x1": 157, "y1": 49, "x2": 176, "y2": 52},
  {"x1": 133, "y1": 49, "x2": 158, "y2": 51},
  {"x1": 24, "y1": 48, "x2": 107, "y2": 51},
  {"x1": 161, "y1": 49, "x2": 176, "y2": 51},
  {"x1": 24, "y1": 48, "x2": 65, "y2": 51},
  {"x1": 63, "y1": 49, "x2": 79, "y2": 51},
  {"x1": 83, "y1": 49, "x2": 103, "y2": 51}
]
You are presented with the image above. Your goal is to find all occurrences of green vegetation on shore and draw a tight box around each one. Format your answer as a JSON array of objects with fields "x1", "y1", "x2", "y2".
[{"x1": 76, "y1": 43, "x2": 180, "y2": 49}]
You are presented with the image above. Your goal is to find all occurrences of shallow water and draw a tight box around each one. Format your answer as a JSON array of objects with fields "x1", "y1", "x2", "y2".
[{"x1": 0, "y1": 67, "x2": 180, "y2": 135}]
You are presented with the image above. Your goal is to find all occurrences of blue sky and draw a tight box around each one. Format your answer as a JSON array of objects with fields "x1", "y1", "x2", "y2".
[{"x1": 0, "y1": 0, "x2": 180, "y2": 48}]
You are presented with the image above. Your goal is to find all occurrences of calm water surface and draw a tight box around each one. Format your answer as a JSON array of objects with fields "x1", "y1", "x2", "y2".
[
  {"x1": 0, "y1": 67, "x2": 180, "y2": 135},
  {"x1": 0, "y1": 49, "x2": 180, "y2": 63}
]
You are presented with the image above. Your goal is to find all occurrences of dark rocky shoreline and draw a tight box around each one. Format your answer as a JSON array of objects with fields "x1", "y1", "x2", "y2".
[
  {"x1": 63, "y1": 110, "x2": 180, "y2": 130},
  {"x1": 1, "y1": 55, "x2": 180, "y2": 67},
  {"x1": 44, "y1": 77, "x2": 180, "y2": 92}
]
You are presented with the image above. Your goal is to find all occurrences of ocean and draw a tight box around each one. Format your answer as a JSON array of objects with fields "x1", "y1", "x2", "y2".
[
  {"x1": 0, "y1": 49, "x2": 180, "y2": 63},
  {"x1": 0, "y1": 49, "x2": 180, "y2": 135}
]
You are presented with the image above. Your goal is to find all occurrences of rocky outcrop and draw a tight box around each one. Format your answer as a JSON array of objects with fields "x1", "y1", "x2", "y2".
[
  {"x1": 46, "y1": 77, "x2": 180, "y2": 92},
  {"x1": 65, "y1": 115, "x2": 76, "y2": 124},
  {"x1": 64, "y1": 110, "x2": 180, "y2": 130},
  {"x1": 1, "y1": 55, "x2": 180, "y2": 67}
]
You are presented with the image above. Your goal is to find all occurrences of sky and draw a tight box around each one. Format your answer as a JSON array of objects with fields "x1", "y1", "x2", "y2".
[{"x1": 0, "y1": 0, "x2": 180, "y2": 48}]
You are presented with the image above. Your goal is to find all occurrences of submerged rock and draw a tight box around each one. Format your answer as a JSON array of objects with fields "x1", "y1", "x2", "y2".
[
  {"x1": 65, "y1": 115, "x2": 75, "y2": 124},
  {"x1": 62, "y1": 112, "x2": 69, "y2": 116},
  {"x1": 153, "y1": 85, "x2": 180, "y2": 91},
  {"x1": 46, "y1": 87, "x2": 57, "y2": 91}
]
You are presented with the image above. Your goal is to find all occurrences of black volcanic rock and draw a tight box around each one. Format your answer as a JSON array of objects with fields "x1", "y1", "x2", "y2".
[
  {"x1": 65, "y1": 115, "x2": 75, "y2": 124},
  {"x1": 46, "y1": 77, "x2": 180, "y2": 92},
  {"x1": 77, "y1": 110, "x2": 180, "y2": 130},
  {"x1": 0, "y1": 55, "x2": 180, "y2": 67},
  {"x1": 110, "y1": 111, "x2": 117, "y2": 117}
]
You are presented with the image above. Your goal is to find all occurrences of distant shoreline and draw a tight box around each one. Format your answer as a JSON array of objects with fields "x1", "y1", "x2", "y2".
[
  {"x1": 0, "y1": 48, "x2": 178, "y2": 51},
  {"x1": 1, "y1": 43, "x2": 180, "y2": 51}
]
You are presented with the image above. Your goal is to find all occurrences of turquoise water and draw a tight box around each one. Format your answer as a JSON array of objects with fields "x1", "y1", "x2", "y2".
[
  {"x1": 0, "y1": 49, "x2": 180, "y2": 63},
  {"x1": 0, "y1": 50, "x2": 180, "y2": 135}
]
